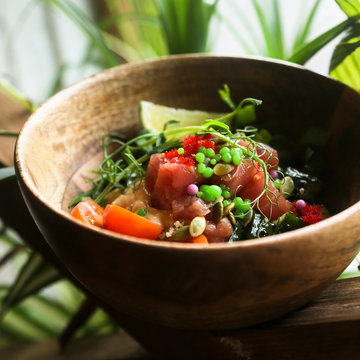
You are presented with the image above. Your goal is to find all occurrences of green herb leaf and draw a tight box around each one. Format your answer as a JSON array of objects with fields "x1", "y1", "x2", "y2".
[
  {"x1": 218, "y1": 84, "x2": 235, "y2": 110},
  {"x1": 274, "y1": 211, "x2": 304, "y2": 234},
  {"x1": 163, "y1": 120, "x2": 181, "y2": 130},
  {"x1": 244, "y1": 212, "x2": 274, "y2": 238}
]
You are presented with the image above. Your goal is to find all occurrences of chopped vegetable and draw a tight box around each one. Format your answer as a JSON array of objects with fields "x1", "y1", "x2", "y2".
[
  {"x1": 103, "y1": 204, "x2": 163, "y2": 240},
  {"x1": 71, "y1": 200, "x2": 103, "y2": 227},
  {"x1": 190, "y1": 235, "x2": 208, "y2": 244},
  {"x1": 69, "y1": 85, "x2": 327, "y2": 243}
]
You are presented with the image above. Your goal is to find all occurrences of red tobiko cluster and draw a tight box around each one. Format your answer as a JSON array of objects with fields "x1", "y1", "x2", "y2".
[
  {"x1": 163, "y1": 135, "x2": 215, "y2": 166},
  {"x1": 291, "y1": 201, "x2": 324, "y2": 225}
]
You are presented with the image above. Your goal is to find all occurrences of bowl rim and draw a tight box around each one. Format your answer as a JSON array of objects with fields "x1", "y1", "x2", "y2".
[{"x1": 15, "y1": 54, "x2": 360, "y2": 251}]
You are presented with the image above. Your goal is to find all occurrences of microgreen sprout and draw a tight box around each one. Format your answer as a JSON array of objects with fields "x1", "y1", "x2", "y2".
[{"x1": 70, "y1": 87, "x2": 279, "y2": 222}]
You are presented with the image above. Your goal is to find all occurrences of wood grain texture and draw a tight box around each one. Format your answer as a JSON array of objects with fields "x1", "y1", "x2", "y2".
[
  {"x1": 215, "y1": 277, "x2": 360, "y2": 360},
  {"x1": 14, "y1": 55, "x2": 360, "y2": 330},
  {"x1": 0, "y1": 332, "x2": 151, "y2": 360}
]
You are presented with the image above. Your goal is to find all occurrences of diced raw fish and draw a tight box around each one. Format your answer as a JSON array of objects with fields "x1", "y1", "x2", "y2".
[
  {"x1": 145, "y1": 154, "x2": 203, "y2": 210},
  {"x1": 237, "y1": 139, "x2": 279, "y2": 171},
  {"x1": 204, "y1": 217, "x2": 233, "y2": 243},
  {"x1": 256, "y1": 143, "x2": 279, "y2": 171},
  {"x1": 238, "y1": 170, "x2": 291, "y2": 221},
  {"x1": 171, "y1": 195, "x2": 211, "y2": 220},
  {"x1": 212, "y1": 159, "x2": 258, "y2": 196}
]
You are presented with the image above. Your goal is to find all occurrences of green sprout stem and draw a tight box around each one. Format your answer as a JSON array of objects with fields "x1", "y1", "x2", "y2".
[
  {"x1": 0, "y1": 131, "x2": 19, "y2": 138},
  {"x1": 71, "y1": 89, "x2": 278, "y2": 222}
]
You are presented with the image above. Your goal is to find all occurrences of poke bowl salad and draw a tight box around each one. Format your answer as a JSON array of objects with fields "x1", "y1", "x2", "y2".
[{"x1": 70, "y1": 85, "x2": 327, "y2": 244}]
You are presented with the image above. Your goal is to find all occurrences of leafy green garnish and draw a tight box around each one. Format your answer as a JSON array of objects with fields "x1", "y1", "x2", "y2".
[
  {"x1": 244, "y1": 212, "x2": 275, "y2": 239},
  {"x1": 216, "y1": 85, "x2": 262, "y2": 131},
  {"x1": 274, "y1": 211, "x2": 304, "y2": 234},
  {"x1": 218, "y1": 84, "x2": 235, "y2": 110},
  {"x1": 70, "y1": 88, "x2": 274, "y2": 221}
]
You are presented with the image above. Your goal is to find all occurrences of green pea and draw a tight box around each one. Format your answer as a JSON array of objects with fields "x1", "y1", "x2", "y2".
[
  {"x1": 232, "y1": 155, "x2": 241, "y2": 166},
  {"x1": 201, "y1": 185, "x2": 221, "y2": 202},
  {"x1": 198, "y1": 146, "x2": 206, "y2": 153},
  {"x1": 230, "y1": 148, "x2": 243, "y2": 157},
  {"x1": 274, "y1": 179, "x2": 282, "y2": 190},
  {"x1": 210, "y1": 158, "x2": 217, "y2": 165},
  {"x1": 199, "y1": 184, "x2": 209, "y2": 192},
  {"x1": 222, "y1": 190, "x2": 231, "y2": 199},
  {"x1": 195, "y1": 152, "x2": 205, "y2": 163},
  {"x1": 197, "y1": 163, "x2": 206, "y2": 174},
  {"x1": 206, "y1": 148, "x2": 215, "y2": 158},
  {"x1": 234, "y1": 208, "x2": 246, "y2": 218},
  {"x1": 209, "y1": 185, "x2": 222, "y2": 198},
  {"x1": 223, "y1": 199, "x2": 231, "y2": 207},
  {"x1": 196, "y1": 191, "x2": 203, "y2": 198},
  {"x1": 203, "y1": 193, "x2": 215, "y2": 202},
  {"x1": 214, "y1": 154, "x2": 222, "y2": 162},
  {"x1": 200, "y1": 186, "x2": 215, "y2": 202},
  {"x1": 219, "y1": 147, "x2": 230, "y2": 155},
  {"x1": 234, "y1": 197, "x2": 251, "y2": 213},
  {"x1": 202, "y1": 167, "x2": 214, "y2": 178},
  {"x1": 235, "y1": 148, "x2": 243, "y2": 157},
  {"x1": 136, "y1": 208, "x2": 148, "y2": 217},
  {"x1": 233, "y1": 197, "x2": 243, "y2": 208},
  {"x1": 222, "y1": 152, "x2": 232, "y2": 163},
  {"x1": 177, "y1": 147, "x2": 185, "y2": 155}
]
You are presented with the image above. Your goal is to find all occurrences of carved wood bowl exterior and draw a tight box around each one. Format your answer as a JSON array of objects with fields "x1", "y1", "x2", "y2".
[{"x1": 15, "y1": 55, "x2": 360, "y2": 330}]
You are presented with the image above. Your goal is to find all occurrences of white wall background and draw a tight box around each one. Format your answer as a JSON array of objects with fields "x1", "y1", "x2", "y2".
[
  {"x1": 213, "y1": 0, "x2": 346, "y2": 74},
  {"x1": 0, "y1": 0, "x2": 95, "y2": 103},
  {"x1": 0, "y1": 0, "x2": 346, "y2": 105}
]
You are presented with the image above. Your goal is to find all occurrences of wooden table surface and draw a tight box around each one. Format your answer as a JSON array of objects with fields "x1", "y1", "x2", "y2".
[{"x1": 0, "y1": 276, "x2": 359, "y2": 360}]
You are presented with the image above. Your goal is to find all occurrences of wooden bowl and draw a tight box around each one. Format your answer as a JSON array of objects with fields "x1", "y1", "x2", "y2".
[{"x1": 15, "y1": 55, "x2": 360, "y2": 330}]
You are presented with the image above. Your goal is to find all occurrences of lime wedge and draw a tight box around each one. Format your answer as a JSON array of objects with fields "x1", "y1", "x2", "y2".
[{"x1": 140, "y1": 100, "x2": 226, "y2": 132}]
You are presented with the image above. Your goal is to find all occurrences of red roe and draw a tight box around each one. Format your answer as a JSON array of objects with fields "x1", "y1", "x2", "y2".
[
  {"x1": 291, "y1": 201, "x2": 324, "y2": 225},
  {"x1": 163, "y1": 135, "x2": 215, "y2": 166}
]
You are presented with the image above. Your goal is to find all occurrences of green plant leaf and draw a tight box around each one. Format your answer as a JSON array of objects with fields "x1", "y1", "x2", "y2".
[
  {"x1": 0, "y1": 79, "x2": 36, "y2": 113},
  {"x1": 0, "y1": 252, "x2": 62, "y2": 321},
  {"x1": 0, "y1": 244, "x2": 28, "y2": 268},
  {"x1": 330, "y1": 35, "x2": 360, "y2": 71},
  {"x1": 292, "y1": 0, "x2": 322, "y2": 53},
  {"x1": 252, "y1": 0, "x2": 284, "y2": 58},
  {"x1": 44, "y1": 0, "x2": 120, "y2": 67},
  {"x1": 59, "y1": 296, "x2": 98, "y2": 349},
  {"x1": 336, "y1": 0, "x2": 360, "y2": 16},
  {"x1": 155, "y1": 0, "x2": 218, "y2": 54},
  {"x1": 330, "y1": 46, "x2": 360, "y2": 91},
  {"x1": 0, "y1": 167, "x2": 15, "y2": 182},
  {"x1": 0, "y1": 285, "x2": 75, "y2": 343},
  {"x1": 222, "y1": 0, "x2": 322, "y2": 60},
  {"x1": 329, "y1": 1, "x2": 360, "y2": 91},
  {"x1": 288, "y1": 15, "x2": 360, "y2": 65},
  {"x1": 104, "y1": 0, "x2": 167, "y2": 59},
  {"x1": 0, "y1": 227, "x2": 23, "y2": 247}
]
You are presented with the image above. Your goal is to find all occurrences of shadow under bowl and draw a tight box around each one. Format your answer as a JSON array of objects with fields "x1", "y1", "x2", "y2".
[{"x1": 15, "y1": 55, "x2": 360, "y2": 330}]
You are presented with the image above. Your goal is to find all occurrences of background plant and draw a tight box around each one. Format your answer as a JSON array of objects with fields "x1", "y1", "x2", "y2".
[{"x1": 1, "y1": 0, "x2": 360, "y2": 348}]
